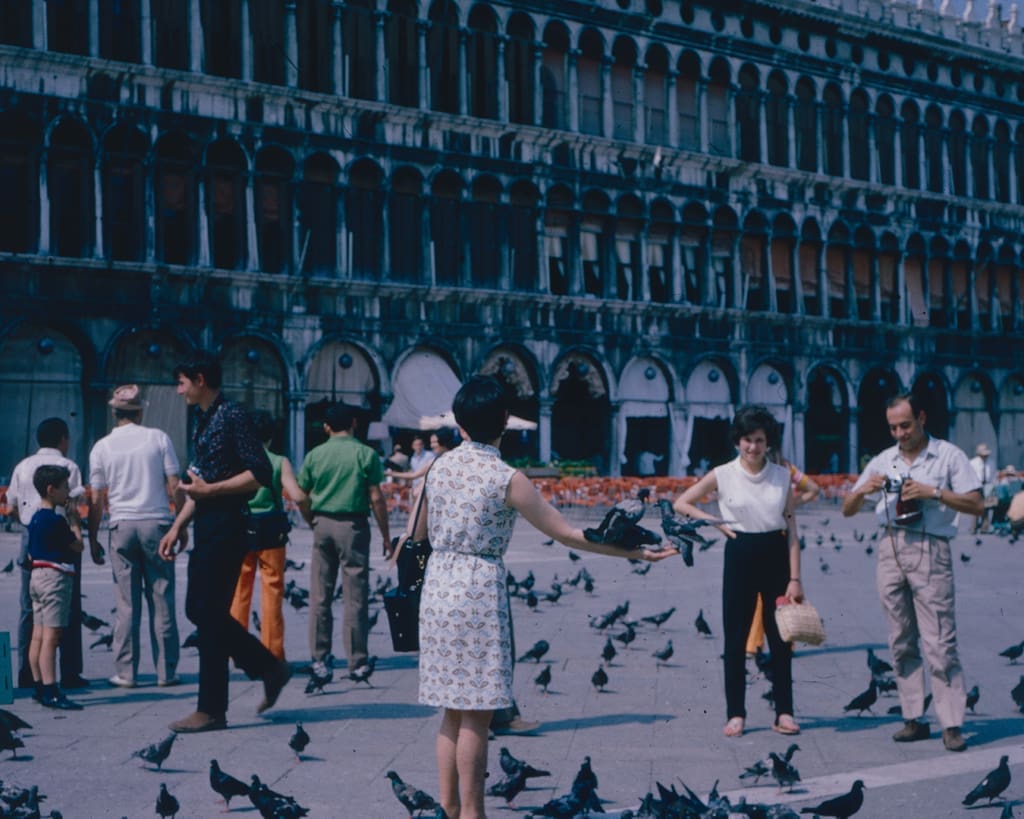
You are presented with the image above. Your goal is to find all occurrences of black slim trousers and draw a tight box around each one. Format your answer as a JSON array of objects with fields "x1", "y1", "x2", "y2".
[
  {"x1": 722, "y1": 530, "x2": 794, "y2": 720},
  {"x1": 186, "y1": 503, "x2": 277, "y2": 718}
]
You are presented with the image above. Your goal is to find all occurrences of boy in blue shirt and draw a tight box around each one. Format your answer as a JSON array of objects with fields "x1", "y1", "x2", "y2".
[{"x1": 27, "y1": 465, "x2": 85, "y2": 710}]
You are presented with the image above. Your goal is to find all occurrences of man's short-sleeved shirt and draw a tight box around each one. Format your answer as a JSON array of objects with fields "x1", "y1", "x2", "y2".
[
  {"x1": 298, "y1": 435, "x2": 383, "y2": 515},
  {"x1": 6, "y1": 448, "x2": 83, "y2": 524},
  {"x1": 27, "y1": 508, "x2": 78, "y2": 573},
  {"x1": 190, "y1": 394, "x2": 272, "y2": 491},
  {"x1": 89, "y1": 423, "x2": 180, "y2": 522},
  {"x1": 852, "y1": 436, "x2": 981, "y2": 538}
]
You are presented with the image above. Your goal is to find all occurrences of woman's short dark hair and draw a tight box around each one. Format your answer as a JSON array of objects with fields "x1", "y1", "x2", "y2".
[
  {"x1": 173, "y1": 351, "x2": 222, "y2": 389},
  {"x1": 434, "y1": 427, "x2": 461, "y2": 450},
  {"x1": 452, "y1": 376, "x2": 508, "y2": 442},
  {"x1": 730, "y1": 404, "x2": 781, "y2": 449}
]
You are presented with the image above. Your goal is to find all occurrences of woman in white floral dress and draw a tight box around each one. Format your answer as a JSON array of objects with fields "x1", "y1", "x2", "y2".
[{"x1": 411, "y1": 376, "x2": 674, "y2": 819}]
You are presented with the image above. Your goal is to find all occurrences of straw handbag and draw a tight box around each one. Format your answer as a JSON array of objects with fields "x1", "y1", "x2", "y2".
[{"x1": 774, "y1": 596, "x2": 826, "y2": 646}]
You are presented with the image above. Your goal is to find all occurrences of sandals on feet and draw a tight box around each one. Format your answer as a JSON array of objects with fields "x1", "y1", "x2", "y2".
[
  {"x1": 723, "y1": 717, "x2": 745, "y2": 737},
  {"x1": 773, "y1": 715, "x2": 800, "y2": 735}
]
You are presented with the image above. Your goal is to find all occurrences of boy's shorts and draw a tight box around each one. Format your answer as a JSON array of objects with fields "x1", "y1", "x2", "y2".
[{"x1": 29, "y1": 568, "x2": 73, "y2": 628}]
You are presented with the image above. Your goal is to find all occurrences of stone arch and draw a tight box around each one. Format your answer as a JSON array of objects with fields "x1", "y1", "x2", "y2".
[
  {"x1": 0, "y1": 112, "x2": 41, "y2": 253},
  {"x1": 683, "y1": 357, "x2": 737, "y2": 474},
  {"x1": 911, "y1": 371, "x2": 950, "y2": 440},
  {"x1": 857, "y1": 367, "x2": 901, "y2": 464},
  {"x1": 747, "y1": 360, "x2": 794, "y2": 457},
  {"x1": 998, "y1": 374, "x2": 1024, "y2": 468},
  {"x1": 48, "y1": 117, "x2": 95, "y2": 258},
  {"x1": 101, "y1": 122, "x2": 149, "y2": 262},
  {"x1": 0, "y1": 323, "x2": 91, "y2": 469},
  {"x1": 305, "y1": 340, "x2": 384, "y2": 451},
  {"x1": 550, "y1": 349, "x2": 611, "y2": 470},
  {"x1": 478, "y1": 344, "x2": 540, "y2": 462},
  {"x1": 381, "y1": 346, "x2": 462, "y2": 436},
  {"x1": 804, "y1": 363, "x2": 850, "y2": 473},
  {"x1": 951, "y1": 371, "x2": 997, "y2": 461},
  {"x1": 220, "y1": 334, "x2": 292, "y2": 452},
  {"x1": 619, "y1": 356, "x2": 673, "y2": 477}
]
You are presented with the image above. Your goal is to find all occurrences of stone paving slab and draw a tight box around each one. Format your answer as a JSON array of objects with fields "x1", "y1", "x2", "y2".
[{"x1": 0, "y1": 499, "x2": 1020, "y2": 817}]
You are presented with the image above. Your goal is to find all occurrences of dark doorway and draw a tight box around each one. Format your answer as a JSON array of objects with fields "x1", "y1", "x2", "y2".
[
  {"x1": 687, "y1": 417, "x2": 732, "y2": 475},
  {"x1": 857, "y1": 369, "x2": 899, "y2": 463},
  {"x1": 912, "y1": 373, "x2": 949, "y2": 440},
  {"x1": 624, "y1": 417, "x2": 670, "y2": 476},
  {"x1": 551, "y1": 365, "x2": 609, "y2": 471},
  {"x1": 805, "y1": 368, "x2": 849, "y2": 473}
]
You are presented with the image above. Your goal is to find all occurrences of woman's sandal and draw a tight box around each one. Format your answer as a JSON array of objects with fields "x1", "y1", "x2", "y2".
[
  {"x1": 723, "y1": 717, "x2": 745, "y2": 737},
  {"x1": 773, "y1": 714, "x2": 801, "y2": 735}
]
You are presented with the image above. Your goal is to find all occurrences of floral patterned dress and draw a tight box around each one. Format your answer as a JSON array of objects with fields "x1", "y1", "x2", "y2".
[{"x1": 418, "y1": 441, "x2": 517, "y2": 710}]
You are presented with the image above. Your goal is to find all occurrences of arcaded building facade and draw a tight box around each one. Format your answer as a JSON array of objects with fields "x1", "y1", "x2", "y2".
[{"x1": 1, "y1": 0, "x2": 1023, "y2": 478}]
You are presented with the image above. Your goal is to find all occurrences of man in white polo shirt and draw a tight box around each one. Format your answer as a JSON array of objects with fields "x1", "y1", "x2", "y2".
[
  {"x1": 842, "y1": 393, "x2": 982, "y2": 752},
  {"x1": 88, "y1": 384, "x2": 182, "y2": 687},
  {"x1": 7, "y1": 417, "x2": 88, "y2": 689}
]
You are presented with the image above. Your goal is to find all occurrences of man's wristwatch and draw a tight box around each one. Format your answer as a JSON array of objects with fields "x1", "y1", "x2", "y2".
[{"x1": 933, "y1": 486, "x2": 942, "y2": 500}]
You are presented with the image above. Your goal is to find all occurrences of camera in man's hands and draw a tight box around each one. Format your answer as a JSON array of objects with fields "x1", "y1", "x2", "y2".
[
  {"x1": 885, "y1": 472, "x2": 923, "y2": 526},
  {"x1": 883, "y1": 475, "x2": 905, "y2": 494}
]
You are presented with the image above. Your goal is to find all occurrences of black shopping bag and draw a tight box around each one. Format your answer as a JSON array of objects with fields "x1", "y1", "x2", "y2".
[{"x1": 383, "y1": 588, "x2": 420, "y2": 652}]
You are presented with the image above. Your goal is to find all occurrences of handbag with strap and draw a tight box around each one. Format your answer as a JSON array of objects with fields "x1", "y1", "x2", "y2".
[
  {"x1": 774, "y1": 595, "x2": 826, "y2": 646},
  {"x1": 244, "y1": 486, "x2": 291, "y2": 552},
  {"x1": 384, "y1": 469, "x2": 433, "y2": 652}
]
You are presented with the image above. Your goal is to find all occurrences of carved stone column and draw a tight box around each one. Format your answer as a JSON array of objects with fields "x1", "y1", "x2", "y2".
[
  {"x1": 567, "y1": 49, "x2": 580, "y2": 133},
  {"x1": 284, "y1": 1, "x2": 298, "y2": 87},
  {"x1": 88, "y1": 0, "x2": 99, "y2": 57},
  {"x1": 32, "y1": 0, "x2": 46, "y2": 49},
  {"x1": 666, "y1": 70, "x2": 678, "y2": 147},
  {"x1": 189, "y1": 0, "x2": 203, "y2": 72},
  {"x1": 332, "y1": 2, "x2": 344, "y2": 94},
  {"x1": 458, "y1": 28, "x2": 469, "y2": 116},
  {"x1": 140, "y1": 0, "x2": 152, "y2": 64},
  {"x1": 375, "y1": 12, "x2": 387, "y2": 102},
  {"x1": 417, "y1": 22, "x2": 430, "y2": 110},
  {"x1": 633, "y1": 64, "x2": 645, "y2": 144},
  {"x1": 495, "y1": 34, "x2": 507, "y2": 122},
  {"x1": 601, "y1": 57, "x2": 613, "y2": 139},
  {"x1": 538, "y1": 399, "x2": 553, "y2": 465},
  {"x1": 532, "y1": 41, "x2": 545, "y2": 127},
  {"x1": 240, "y1": 0, "x2": 252, "y2": 81}
]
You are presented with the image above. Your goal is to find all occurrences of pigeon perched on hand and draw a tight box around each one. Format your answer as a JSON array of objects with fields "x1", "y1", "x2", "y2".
[
  {"x1": 584, "y1": 488, "x2": 652, "y2": 545},
  {"x1": 209, "y1": 759, "x2": 250, "y2": 808},
  {"x1": 386, "y1": 770, "x2": 442, "y2": 816},
  {"x1": 289, "y1": 723, "x2": 310, "y2": 760},
  {"x1": 656, "y1": 500, "x2": 724, "y2": 566},
  {"x1": 800, "y1": 779, "x2": 865, "y2": 817},
  {"x1": 518, "y1": 640, "x2": 550, "y2": 663},
  {"x1": 132, "y1": 733, "x2": 176, "y2": 770},
  {"x1": 155, "y1": 783, "x2": 179, "y2": 818},
  {"x1": 963, "y1": 755, "x2": 1010, "y2": 806}
]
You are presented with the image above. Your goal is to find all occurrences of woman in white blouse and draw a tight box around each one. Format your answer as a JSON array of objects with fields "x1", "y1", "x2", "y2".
[{"x1": 674, "y1": 405, "x2": 803, "y2": 738}]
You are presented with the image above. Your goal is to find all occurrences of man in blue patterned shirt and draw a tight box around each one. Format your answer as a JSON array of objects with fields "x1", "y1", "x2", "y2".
[{"x1": 159, "y1": 352, "x2": 291, "y2": 732}]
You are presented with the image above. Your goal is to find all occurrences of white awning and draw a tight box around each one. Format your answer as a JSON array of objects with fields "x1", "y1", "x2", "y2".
[{"x1": 381, "y1": 351, "x2": 461, "y2": 429}]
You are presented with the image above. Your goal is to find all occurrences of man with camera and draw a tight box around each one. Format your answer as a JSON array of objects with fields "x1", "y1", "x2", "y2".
[{"x1": 842, "y1": 393, "x2": 982, "y2": 752}]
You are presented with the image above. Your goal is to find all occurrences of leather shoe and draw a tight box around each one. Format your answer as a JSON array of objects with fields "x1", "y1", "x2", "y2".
[
  {"x1": 943, "y1": 727, "x2": 966, "y2": 752},
  {"x1": 257, "y1": 661, "x2": 292, "y2": 714},
  {"x1": 892, "y1": 720, "x2": 930, "y2": 742},
  {"x1": 60, "y1": 675, "x2": 90, "y2": 690},
  {"x1": 41, "y1": 692, "x2": 83, "y2": 711},
  {"x1": 492, "y1": 718, "x2": 541, "y2": 736},
  {"x1": 168, "y1": 711, "x2": 227, "y2": 733}
]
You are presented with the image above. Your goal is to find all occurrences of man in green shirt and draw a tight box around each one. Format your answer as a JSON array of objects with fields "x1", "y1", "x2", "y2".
[{"x1": 298, "y1": 403, "x2": 391, "y2": 688}]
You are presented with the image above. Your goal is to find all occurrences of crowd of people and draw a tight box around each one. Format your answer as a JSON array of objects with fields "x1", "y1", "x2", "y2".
[{"x1": 6, "y1": 354, "x2": 1024, "y2": 818}]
